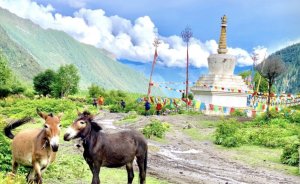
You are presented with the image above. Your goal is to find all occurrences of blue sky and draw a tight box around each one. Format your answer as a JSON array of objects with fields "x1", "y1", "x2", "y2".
[
  {"x1": 34, "y1": 0, "x2": 300, "y2": 51},
  {"x1": 0, "y1": 0, "x2": 299, "y2": 96}
]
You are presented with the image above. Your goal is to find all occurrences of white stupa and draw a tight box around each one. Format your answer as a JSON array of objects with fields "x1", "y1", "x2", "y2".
[{"x1": 191, "y1": 15, "x2": 252, "y2": 108}]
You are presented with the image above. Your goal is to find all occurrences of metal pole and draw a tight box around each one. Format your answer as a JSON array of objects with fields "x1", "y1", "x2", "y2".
[{"x1": 186, "y1": 43, "x2": 189, "y2": 109}]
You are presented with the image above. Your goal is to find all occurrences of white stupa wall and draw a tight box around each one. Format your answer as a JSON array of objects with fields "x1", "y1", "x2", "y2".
[{"x1": 193, "y1": 91, "x2": 248, "y2": 108}]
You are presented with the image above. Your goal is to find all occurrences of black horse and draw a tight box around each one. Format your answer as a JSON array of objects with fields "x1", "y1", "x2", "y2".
[{"x1": 64, "y1": 111, "x2": 148, "y2": 184}]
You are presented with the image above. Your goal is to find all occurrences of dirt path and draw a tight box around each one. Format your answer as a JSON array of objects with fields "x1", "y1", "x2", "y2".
[{"x1": 95, "y1": 112, "x2": 300, "y2": 184}]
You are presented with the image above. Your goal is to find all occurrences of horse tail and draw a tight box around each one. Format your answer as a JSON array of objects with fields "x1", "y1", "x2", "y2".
[
  {"x1": 144, "y1": 148, "x2": 148, "y2": 173},
  {"x1": 4, "y1": 117, "x2": 32, "y2": 139}
]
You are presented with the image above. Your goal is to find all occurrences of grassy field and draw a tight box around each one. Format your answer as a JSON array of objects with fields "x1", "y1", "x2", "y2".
[
  {"x1": 0, "y1": 123, "x2": 169, "y2": 184},
  {"x1": 181, "y1": 115, "x2": 300, "y2": 176},
  {"x1": 1, "y1": 97, "x2": 299, "y2": 183},
  {"x1": 0, "y1": 97, "x2": 169, "y2": 184}
]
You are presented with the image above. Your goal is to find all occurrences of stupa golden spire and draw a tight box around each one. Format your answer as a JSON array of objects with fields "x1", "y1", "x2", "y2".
[{"x1": 217, "y1": 15, "x2": 228, "y2": 54}]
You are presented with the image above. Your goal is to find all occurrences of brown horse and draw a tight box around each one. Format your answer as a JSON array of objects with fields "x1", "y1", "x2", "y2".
[
  {"x1": 4, "y1": 109, "x2": 62, "y2": 184},
  {"x1": 64, "y1": 111, "x2": 148, "y2": 184}
]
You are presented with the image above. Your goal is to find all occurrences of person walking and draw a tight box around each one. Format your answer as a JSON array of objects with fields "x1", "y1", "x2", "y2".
[
  {"x1": 144, "y1": 100, "x2": 151, "y2": 116},
  {"x1": 156, "y1": 102, "x2": 162, "y2": 115},
  {"x1": 97, "y1": 96, "x2": 104, "y2": 110},
  {"x1": 120, "y1": 99, "x2": 126, "y2": 109},
  {"x1": 92, "y1": 98, "x2": 97, "y2": 108}
]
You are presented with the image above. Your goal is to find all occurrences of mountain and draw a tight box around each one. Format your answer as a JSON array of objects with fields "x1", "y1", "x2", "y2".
[
  {"x1": 0, "y1": 8, "x2": 161, "y2": 95},
  {"x1": 273, "y1": 43, "x2": 300, "y2": 94}
]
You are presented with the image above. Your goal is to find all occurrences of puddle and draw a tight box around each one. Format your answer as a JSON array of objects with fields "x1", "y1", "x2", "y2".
[
  {"x1": 171, "y1": 149, "x2": 200, "y2": 154},
  {"x1": 157, "y1": 146, "x2": 201, "y2": 161}
]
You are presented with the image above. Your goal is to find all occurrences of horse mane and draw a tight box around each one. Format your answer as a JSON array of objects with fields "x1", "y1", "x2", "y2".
[
  {"x1": 82, "y1": 111, "x2": 91, "y2": 117},
  {"x1": 80, "y1": 111, "x2": 102, "y2": 131}
]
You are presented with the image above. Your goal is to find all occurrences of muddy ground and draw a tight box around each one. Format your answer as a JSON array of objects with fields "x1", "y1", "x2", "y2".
[{"x1": 93, "y1": 111, "x2": 300, "y2": 184}]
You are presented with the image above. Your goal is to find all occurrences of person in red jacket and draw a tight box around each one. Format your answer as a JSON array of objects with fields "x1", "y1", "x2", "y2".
[
  {"x1": 156, "y1": 102, "x2": 162, "y2": 115},
  {"x1": 97, "y1": 96, "x2": 104, "y2": 110}
]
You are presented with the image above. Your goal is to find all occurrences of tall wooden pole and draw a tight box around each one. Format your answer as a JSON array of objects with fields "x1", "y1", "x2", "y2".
[
  {"x1": 181, "y1": 26, "x2": 192, "y2": 109},
  {"x1": 147, "y1": 38, "x2": 160, "y2": 99}
]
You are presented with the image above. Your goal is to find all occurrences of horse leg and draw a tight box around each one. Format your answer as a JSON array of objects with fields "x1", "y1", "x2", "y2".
[
  {"x1": 33, "y1": 162, "x2": 43, "y2": 184},
  {"x1": 26, "y1": 169, "x2": 36, "y2": 184},
  {"x1": 136, "y1": 156, "x2": 146, "y2": 184},
  {"x1": 126, "y1": 162, "x2": 134, "y2": 184},
  {"x1": 91, "y1": 162, "x2": 101, "y2": 184},
  {"x1": 12, "y1": 159, "x2": 19, "y2": 174}
]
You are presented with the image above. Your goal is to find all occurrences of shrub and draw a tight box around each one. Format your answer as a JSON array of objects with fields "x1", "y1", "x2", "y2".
[
  {"x1": 0, "y1": 98, "x2": 86, "y2": 127},
  {"x1": 214, "y1": 119, "x2": 241, "y2": 147},
  {"x1": 280, "y1": 142, "x2": 299, "y2": 166},
  {"x1": 289, "y1": 111, "x2": 300, "y2": 124},
  {"x1": 0, "y1": 118, "x2": 27, "y2": 173},
  {"x1": 142, "y1": 119, "x2": 170, "y2": 138},
  {"x1": 231, "y1": 109, "x2": 247, "y2": 117},
  {"x1": 88, "y1": 84, "x2": 106, "y2": 98},
  {"x1": 123, "y1": 112, "x2": 138, "y2": 120}
]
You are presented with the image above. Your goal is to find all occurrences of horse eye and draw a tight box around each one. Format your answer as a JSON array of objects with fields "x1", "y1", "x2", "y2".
[
  {"x1": 80, "y1": 121, "x2": 85, "y2": 125},
  {"x1": 59, "y1": 124, "x2": 62, "y2": 128},
  {"x1": 44, "y1": 125, "x2": 49, "y2": 129}
]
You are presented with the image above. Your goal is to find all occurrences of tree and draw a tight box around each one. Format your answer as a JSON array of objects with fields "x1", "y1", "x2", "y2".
[
  {"x1": 88, "y1": 84, "x2": 106, "y2": 98},
  {"x1": 239, "y1": 70, "x2": 270, "y2": 93},
  {"x1": 255, "y1": 55, "x2": 285, "y2": 118},
  {"x1": 52, "y1": 64, "x2": 80, "y2": 98},
  {"x1": 0, "y1": 52, "x2": 12, "y2": 86},
  {"x1": 0, "y1": 52, "x2": 26, "y2": 98},
  {"x1": 33, "y1": 69, "x2": 56, "y2": 96}
]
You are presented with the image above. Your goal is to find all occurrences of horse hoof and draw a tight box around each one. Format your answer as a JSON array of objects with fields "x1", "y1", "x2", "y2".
[{"x1": 6, "y1": 172, "x2": 16, "y2": 177}]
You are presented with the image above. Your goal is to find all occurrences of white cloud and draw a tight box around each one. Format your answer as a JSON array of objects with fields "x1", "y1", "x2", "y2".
[{"x1": 0, "y1": 0, "x2": 263, "y2": 68}]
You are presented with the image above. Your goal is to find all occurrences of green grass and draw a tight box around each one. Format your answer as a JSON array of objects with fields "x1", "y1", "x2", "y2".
[
  {"x1": 0, "y1": 125, "x2": 169, "y2": 184},
  {"x1": 218, "y1": 145, "x2": 299, "y2": 176},
  {"x1": 115, "y1": 113, "x2": 140, "y2": 125},
  {"x1": 182, "y1": 120, "x2": 218, "y2": 141},
  {"x1": 183, "y1": 128, "x2": 214, "y2": 141},
  {"x1": 0, "y1": 102, "x2": 169, "y2": 184}
]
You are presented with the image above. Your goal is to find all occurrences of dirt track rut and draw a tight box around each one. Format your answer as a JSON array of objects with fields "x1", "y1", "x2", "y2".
[{"x1": 95, "y1": 112, "x2": 300, "y2": 184}]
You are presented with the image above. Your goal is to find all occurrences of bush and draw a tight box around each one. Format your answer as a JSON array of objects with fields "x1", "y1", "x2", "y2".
[
  {"x1": 214, "y1": 119, "x2": 240, "y2": 147},
  {"x1": 290, "y1": 111, "x2": 300, "y2": 124},
  {"x1": 0, "y1": 98, "x2": 87, "y2": 127},
  {"x1": 0, "y1": 118, "x2": 27, "y2": 174},
  {"x1": 142, "y1": 119, "x2": 170, "y2": 138},
  {"x1": 280, "y1": 142, "x2": 299, "y2": 166},
  {"x1": 123, "y1": 112, "x2": 138, "y2": 120},
  {"x1": 0, "y1": 87, "x2": 11, "y2": 98},
  {"x1": 231, "y1": 109, "x2": 247, "y2": 117},
  {"x1": 88, "y1": 84, "x2": 106, "y2": 98}
]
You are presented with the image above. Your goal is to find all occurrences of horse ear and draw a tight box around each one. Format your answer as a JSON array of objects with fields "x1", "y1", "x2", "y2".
[
  {"x1": 57, "y1": 112, "x2": 64, "y2": 120},
  {"x1": 37, "y1": 108, "x2": 47, "y2": 120},
  {"x1": 90, "y1": 121, "x2": 102, "y2": 132}
]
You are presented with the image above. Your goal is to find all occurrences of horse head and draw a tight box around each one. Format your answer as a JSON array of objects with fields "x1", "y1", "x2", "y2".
[
  {"x1": 37, "y1": 108, "x2": 63, "y2": 152},
  {"x1": 64, "y1": 110, "x2": 102, "y2": 141}
]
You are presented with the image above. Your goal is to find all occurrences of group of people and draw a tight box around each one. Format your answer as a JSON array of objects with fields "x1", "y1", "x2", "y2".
[
  {"x1": 92, "y1": 96, "x2": 104, "y2": 109},
  {"x1": 144, "y1": 100, "x2": 162, "y2": 116},
  {"x1": 91, "y1": 96, "x2": 163, "y2": 115},
  {"x1": 92, "y1": 96, "x2": 126, "y2": 110}
]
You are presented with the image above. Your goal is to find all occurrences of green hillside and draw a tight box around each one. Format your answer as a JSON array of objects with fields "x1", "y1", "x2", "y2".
[
  {"x1": 273, "y1": 43, "x2": 300, "y2": 94},
  {"x1": 0, "y1": 8, "x2": 160, "y2": 95}
]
